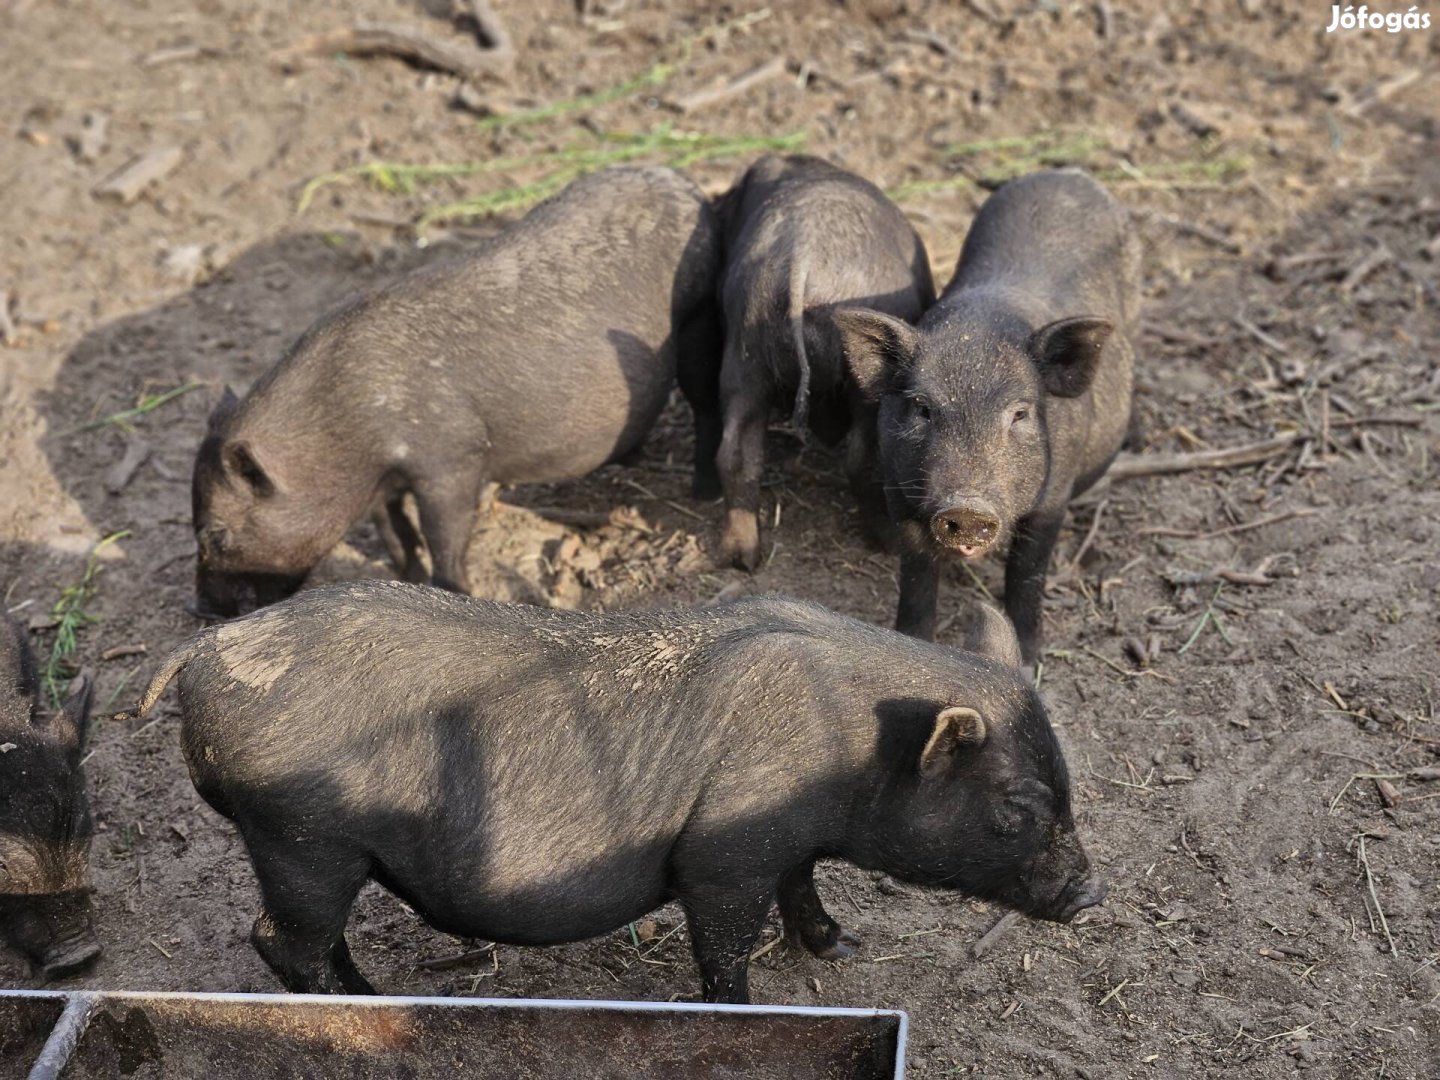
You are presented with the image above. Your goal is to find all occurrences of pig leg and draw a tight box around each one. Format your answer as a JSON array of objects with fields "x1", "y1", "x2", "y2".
[
  {"x1": 843, "y1": 430, "x2": 898, "y2": 554},
  {"x1": 1003, "y1": 512, "x2": 1064, "y2": 667},
  {"x1": 715, "y1": 364, "x2": 770, "y2": 571},
  {"x1": 777, "y1": 860, "x2": 860, "y2": 960},
  {"x1": 413, "y1": 473, "x2": 481, "y2": 594},
  {"x1": 680, "y1": 890, "x2": 774, "y2": 1004},
  {"x1": 677, "y1": 310, "x2": 724, "y2": 501},
  {"x1": 373, "y1": 495, "x2": 426, "y2": 583},
  {"x1": 245, "y1": 834, "x2": 374, "y2": 994},
  {"x1": 894, "y1": 549, "x2": 940, "y2": 641}
]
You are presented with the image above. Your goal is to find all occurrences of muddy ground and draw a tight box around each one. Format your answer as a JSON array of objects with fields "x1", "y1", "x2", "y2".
[{"x1": 2, "y1": 1, "x2": 1438, "y2": 1076}]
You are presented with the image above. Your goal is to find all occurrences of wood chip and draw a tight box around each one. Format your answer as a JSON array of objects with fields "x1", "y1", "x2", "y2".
[
  {"x1": 94, "y1": 147, "x2": 183, "y2": 204},
  {"x1": 76, "y1": 111, "x2": 108, "y2": 163},
  {"x1": 105, "y1": 436, "x2": 151, "y2": 494},
  {"x1": 100, "y1": 643, "x2": 148, "y2": 662},
  {"x1": 1375, "y1": 778, "x2": 1401, "y2": 808}
]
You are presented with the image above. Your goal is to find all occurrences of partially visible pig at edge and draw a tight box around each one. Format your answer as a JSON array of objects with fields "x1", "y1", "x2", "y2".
[
  {"x1": 835, "y1": 169, "x2": 1140, "y2": 663},
  {"x1": 191, "y1": 165, "x2": 723, "y2": 617},
  {"x1": 0, "y1": 612, "x2": 102, "y2": 981}
]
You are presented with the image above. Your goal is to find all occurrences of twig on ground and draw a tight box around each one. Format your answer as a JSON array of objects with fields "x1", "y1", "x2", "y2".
[
  {"x1": 1137, "y1": 209, "x2": 1242, "y2": 255},
  {"x1": 673, "y1": 55, "x2": 787, "y2": 113},
  {"x1": 972, "y1": 911, "x2": 1021, "y2": 958},
  {"x1": 1233, "y1": 315, "x2": 1290, "y2": 355},
  {"x1": 1140, "y1": 507, "x2": 1320, "y2": 540},
  {"x1": 415, "y1": 944, "x2": 495, "y2": 971},
  {"x1": 1069, "y1": 497, "x2": 1107, "y2": 569},
  {"x1": 621, "y1": 479, "x2": 705, "y2": 522},
  {"x1": 899, "y1": 28, "x2": 956, "y2": 57},
  {"x1": 278, "y1": 20, "x2": 513, "y2": 82},
  {"x1": 1109, "y1": 435, "x2": 1300, "y2": 479},
  {"x1": 1340, "y1": 244, "x2": 1394, "y2": 295},
  {"x1": 1356, "y1": 834, "x2": 1397, "y2": 957}
]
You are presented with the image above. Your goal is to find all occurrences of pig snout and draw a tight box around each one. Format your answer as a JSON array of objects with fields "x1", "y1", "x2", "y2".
[
  {"x1": 1047, "y1": 872, "x2": 1107, "y2": 923},
  {"x1": 930, "y1": 500, "x2": 1001, "y2": 557},
  {"x1": 40, "y1": 927, "x2": 102, "y2": 980},
  {"x1": 0, "y1": 890, "x2": 103, "y2": 979}
]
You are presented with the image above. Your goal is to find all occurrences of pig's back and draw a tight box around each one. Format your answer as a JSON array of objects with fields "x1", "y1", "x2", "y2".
[
  {"x1": 245, "y1": 168, "x2": 721, "y2": 481},
  {"x1": 725, "y1": 167, "x2": 930, "y2": 320},
  {"x1": 946, "y1": 170, "x2": 1136, "y2": 324}
]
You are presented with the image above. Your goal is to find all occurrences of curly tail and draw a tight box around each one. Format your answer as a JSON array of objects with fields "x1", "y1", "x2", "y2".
[
  {"x1": 115, "y1": 637, "x2": 204, "y2": 720},
  {"x1": 788, "y1": 262, "x2": 811, "y2": 441}
]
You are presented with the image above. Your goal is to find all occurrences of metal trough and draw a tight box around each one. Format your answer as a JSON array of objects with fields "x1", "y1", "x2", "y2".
[{"x1": 0, "y1": 990, "x2": 906, "y2": 1079}]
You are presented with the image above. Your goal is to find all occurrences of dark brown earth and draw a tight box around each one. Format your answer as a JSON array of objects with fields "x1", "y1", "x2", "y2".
[{"x1": 2, "y1": 1, "x2": 1438, "y2": 1076}]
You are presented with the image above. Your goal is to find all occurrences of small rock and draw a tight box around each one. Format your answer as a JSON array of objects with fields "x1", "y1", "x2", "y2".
[{"x1": 159, "y1": 243, "x2": 207, "y2": 285}]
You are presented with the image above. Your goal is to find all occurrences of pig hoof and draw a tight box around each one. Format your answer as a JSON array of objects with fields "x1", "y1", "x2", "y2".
[
  {"x1": 815, "y1": 929, "x2": 862, "y2": 961},
  {"x1": 719, "y1": 511, "x2": 761, "y2": 572}
]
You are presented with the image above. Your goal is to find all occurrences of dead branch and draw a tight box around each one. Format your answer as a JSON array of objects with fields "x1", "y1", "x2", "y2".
[
  {"x1": 279, "y1": 20, "x2": 513, "y2": 82},
  {"x1": 1139, "y1": 507, "x2": 1321, "y2": 541},
  {"x1": 1108, "y1": 434, "x2": 1301, "y2": 479},
  {"x1": 1137, "y1": 209, "x2": 1242, "y2": 255},
  {"x1": 972, "y1": 911, "x2": 1021, "y2": 958}
]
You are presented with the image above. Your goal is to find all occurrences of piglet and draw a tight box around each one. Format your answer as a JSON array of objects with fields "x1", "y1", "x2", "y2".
[
  {"x1": 835, "y1": 169, "x2": 1140, "y2": 663},
  {"x1": 0, "y1": 613, "x2": 102, "y2": 980},
  {"x1": 192, "y1": 165, "x2": 723, "y2": 616}
]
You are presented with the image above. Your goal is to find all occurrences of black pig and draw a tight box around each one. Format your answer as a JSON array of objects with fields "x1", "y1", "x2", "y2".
[
  {"x1": 834, "y1": 169, "x2": 1139, "y2": 662},
  {"x1": 133, "y1": 579, "x2": 1104, "y2": 1002},
  {"x1": 0, "y1": 613, "x2": 101, "y2": 980},
  {"x1": 192, "y1": 165, "x2": 722, "y2": 616},
  {"x1": 703, "y1": 154, "x2": 935, "y2": 569}
]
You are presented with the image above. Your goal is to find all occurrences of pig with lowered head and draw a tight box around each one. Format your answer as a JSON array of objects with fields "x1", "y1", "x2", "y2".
[
  {"x1": 192, "y1": 165, "x2": 722, "y2": 616},
  {"x1": 0, "y1": 613, "x2": 102, "y2": 980},
  {"x1": 834, "y1": 169, "x2": 1140, "y2": 663},
  {"x1": 703, "y1": 154, "x2": 936, "y2": 569},
  {"x1": 134, "y1": 579, "x2": 1103, "y2": 1002}
]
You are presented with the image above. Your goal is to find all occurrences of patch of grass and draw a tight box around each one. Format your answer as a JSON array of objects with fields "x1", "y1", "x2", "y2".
[
  {"x1": 419, "y1": 128, "x2": 805, "y2": 227},
  {"x1": 44, "y1": 531, "x2": 129, "y2": 708},
  {"x1": 297, "y1": 9, "x2": 785, "y2": 224},
  {"x1": 891, "y1": 127, "x2": 1252, "y2": 202},
  {"x1": 302, "y1": 126, "x2": 805, "y2": 229},
  {"x1": 76, "y1": 382, "x2": 203, "y2": 434},
  {"x1": 471, "y1": 7, "x2": 774, "y2": 135}
]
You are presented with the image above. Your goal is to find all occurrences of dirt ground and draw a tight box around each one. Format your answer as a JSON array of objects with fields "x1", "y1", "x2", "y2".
[{"x1": 2, "y1": 1, "x2": 1438, "y2": 1076}]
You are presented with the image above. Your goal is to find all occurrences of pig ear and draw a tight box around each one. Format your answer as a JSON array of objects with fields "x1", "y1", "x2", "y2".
[
  {"x1": 224, "y1": 441, "x2": 276, "y2": 497},
  {"x1": 958, "y1": 602, "x2": 1023, "y2": 669},
  {"x1": 919, "y1": 706, "x2": 987, "y2": 780},
  {"x1": 208, "y1": 385, "x2": 240, "y2": 429},
  {"x1": 48, "y1": 669, "x2": 93, "y2": 756},
  {"x1": 833, "y1": 309, "x2": 919, "y2": 401},
  {"x1": 1029, "y1": 316, "x2": 1112, "y2": 399}
]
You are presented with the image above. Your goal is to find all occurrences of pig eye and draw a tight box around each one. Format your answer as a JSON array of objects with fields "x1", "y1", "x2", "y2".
[
  {"x1": 912, "y1": 398, "x2": 932, "y2": 422},
  {"x1": 1009, "y1": 407, "x2": 1030, "y2": 428}
]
